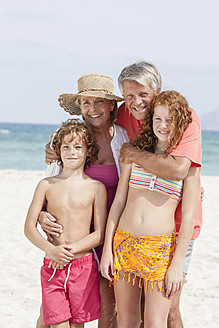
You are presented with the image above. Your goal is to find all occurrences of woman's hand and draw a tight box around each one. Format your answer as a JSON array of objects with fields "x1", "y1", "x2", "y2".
[
  {"x1": 100, "y1": 249, "x2": 114, "y2": 282},
  {"x1": 46, "y1": 244, "x2": 74, "y2": 264},
  {"x1": 165, "y1": 264, "x2": 184, "y2": 298},
  {"x1": 45, "y1": 141, "x2": 57, "y2": 165},
  {"x1": 38, "y1": 211, "x2": 63, "y2": 241}
]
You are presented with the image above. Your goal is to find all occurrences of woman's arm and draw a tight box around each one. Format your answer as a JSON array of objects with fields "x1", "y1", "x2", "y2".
[
  {"x1": 165, "y1": 166, "x2": 199, "y2": 298},
  {"x1": 24, "y1": 180, "x2": 73, "y2": 264},
  {"x1": 45, "y1": 141, "x2": 57, "y2": 165},
  {"x1": 38, "y1": 211, "x2": 63, "y2": 239},
  {"x1": 100, "y1": 163, "x2": 132, "y2": 281}
]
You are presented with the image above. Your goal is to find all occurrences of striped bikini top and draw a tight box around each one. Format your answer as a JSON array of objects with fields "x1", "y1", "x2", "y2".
[{"x1": 129, "y1": 164, "x2": 183, "y2": 201}]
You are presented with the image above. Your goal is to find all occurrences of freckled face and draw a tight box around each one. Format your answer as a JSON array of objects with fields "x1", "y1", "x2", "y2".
[
  {"x1": 60, "y1": 133, "x2": 87, "y2": 169},
  {"x1": 153, "y1": 105, "x2": 172, "y2": 145},
  {"x1": 122, "y1": 80, "x2": 158, "y2": 121},
  {"x1": 80, "y1": 96, "x2": 114, "y2": 128}
]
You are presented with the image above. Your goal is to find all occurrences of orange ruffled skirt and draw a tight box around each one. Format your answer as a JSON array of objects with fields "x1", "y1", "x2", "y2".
[{"x1": 113, "y1": 228, "x2": 176, "y2": 292}]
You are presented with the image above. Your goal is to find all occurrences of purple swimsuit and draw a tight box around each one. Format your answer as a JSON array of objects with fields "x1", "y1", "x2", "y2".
[
  {"x1": 85, "y1": 164, "x2": 119, "y2": 260},
  {"x1": 85, "y1": 164, "x2": 119, "y2": 214}
]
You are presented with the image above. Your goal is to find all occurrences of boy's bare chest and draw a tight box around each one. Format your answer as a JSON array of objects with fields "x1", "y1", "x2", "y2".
[{"x1": 46, "y1": 182, "x2": 95, "y2": 210}]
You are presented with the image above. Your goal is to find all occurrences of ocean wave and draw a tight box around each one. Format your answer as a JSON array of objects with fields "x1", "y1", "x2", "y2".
[{"x1": 0, "y1": 129, "x2": 10, "y2": 134}]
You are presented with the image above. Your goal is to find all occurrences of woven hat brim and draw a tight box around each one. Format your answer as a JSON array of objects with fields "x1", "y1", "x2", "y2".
[
  {"x1": 58, "y1": 94, "x2": 81, "y2": 115},
  {"x1": 58, "y1": 91, "x2": 123, "y2": 116}
]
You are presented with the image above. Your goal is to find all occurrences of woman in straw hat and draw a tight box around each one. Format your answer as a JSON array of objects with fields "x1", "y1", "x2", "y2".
[{"x1": 37, "y1": 73, "x2": 129, "y2": 328}]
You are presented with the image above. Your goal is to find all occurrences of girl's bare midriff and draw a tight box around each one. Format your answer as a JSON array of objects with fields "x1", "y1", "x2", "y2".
[{"x1": 118, "y1": 187, "x2": 179, "y2": 237}]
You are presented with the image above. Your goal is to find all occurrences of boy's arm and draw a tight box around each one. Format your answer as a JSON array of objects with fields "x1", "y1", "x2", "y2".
[
  {"x1": 70, "y1": 182, "x2": 107, "y2": 254},
  {"x1": 38, "y1": 134, "x2": 63, "y2": 238},
  {"x1": 24, "y1": 180, "x2": 73, "y2": 264},
  {"x1": 165, "y1": 167, "x2": 199, "y2": 298},
  {"x1": 100, "y1": 163, "x2": 132, "y2": 281},
  {"x1": 119, "y1": 143, "x2": 191, "y2": 181}
]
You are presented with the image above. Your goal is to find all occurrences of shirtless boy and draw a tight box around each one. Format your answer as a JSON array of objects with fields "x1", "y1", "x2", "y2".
[{"x1": 24, "y1": 119, "x2": 107, "y2": 328}]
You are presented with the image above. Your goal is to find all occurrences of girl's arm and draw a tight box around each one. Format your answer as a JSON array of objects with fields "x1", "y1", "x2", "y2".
[
  {"x1": 165, "y1": 166, "x2": 199, "y2": 298},
  {"x1": 100, "y1": 163, "x2": 132, "y2": 281},
  {"x1": 70, "y1": 182, "x2": 107, "y2": 253},
  {"x1": 24, "y1": 180, "x2": 73, "y2": 264}
]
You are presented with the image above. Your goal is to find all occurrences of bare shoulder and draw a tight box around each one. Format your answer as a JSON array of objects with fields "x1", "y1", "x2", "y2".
[
  {"x1": 36, "y1": 177, "x2": 50, "y2": 188},
  {"x1": 93, "y1": 180, "x2": 107, "y2": 201},
  {"x1": 42, "y1": 174, "x2": 64, "y2": 185},
  {"x1": 36, "y1": 175, "x2": 61, "y2": 191},
  {"x1": 32, "y1": 178, "x2": 50, "y2": 198},
  {"x1": 85, "y1": 176, "x2": 106, "y2": 193},
  {"x1": 95, "y1": 179, "x2": 106, "y2": 192}
]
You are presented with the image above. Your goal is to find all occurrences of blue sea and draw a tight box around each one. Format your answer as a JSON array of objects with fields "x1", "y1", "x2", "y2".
[{"x1": 0, "y1": 122, "x2": 218, "y2": 176}]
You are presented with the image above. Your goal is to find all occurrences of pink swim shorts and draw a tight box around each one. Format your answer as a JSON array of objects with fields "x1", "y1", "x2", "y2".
[{"x1": 41, "y1": 253, "x2": 101, "y2": 325}]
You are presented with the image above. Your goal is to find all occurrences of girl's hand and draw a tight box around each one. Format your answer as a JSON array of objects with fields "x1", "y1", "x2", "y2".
[
  {"x1": 165, "y1": 264, "x2": 183, "y2": 298},
  {"x1": 46, "y1": 244, "x2": 74, "y2": 264},
  {"x1": 100, "y1": 249, "x2": 114, "y2": 282}
]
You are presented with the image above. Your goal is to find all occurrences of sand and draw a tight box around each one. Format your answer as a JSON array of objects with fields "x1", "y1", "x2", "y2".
[{"x1": 0, "y1": 170, "x2": 218, "y2": 327}]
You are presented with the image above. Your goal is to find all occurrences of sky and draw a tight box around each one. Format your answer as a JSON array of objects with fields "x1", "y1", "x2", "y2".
[{"x1": 1, "y1": 0, "x2": 219, "y2": 125}]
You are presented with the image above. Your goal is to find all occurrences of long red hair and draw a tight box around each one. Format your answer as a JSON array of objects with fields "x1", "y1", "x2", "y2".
[{"x1": 131, "y1": 90, "x2": 192, "y2": 153}]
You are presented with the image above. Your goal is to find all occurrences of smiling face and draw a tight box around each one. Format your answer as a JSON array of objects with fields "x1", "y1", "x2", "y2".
[
  {"x1": 153, "y1": 105, "x2": 172, "y2": 150},
  {"x1": 80, "y1": 96, "x2": 115, "y2": 128},
  {"x1": 122, "y1": 80, "x2": 158, "y2": 121},
  {"x1": 60, "y1": 133, "x2": 87, "y2": 170}
]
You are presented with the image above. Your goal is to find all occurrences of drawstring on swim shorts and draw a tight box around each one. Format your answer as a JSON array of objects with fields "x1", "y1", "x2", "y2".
[
  {"x1": 48, "y1": 268, "x2": 56, "y2": 282},
  {"x1": 48, "y1": 263, "x2": 73, "y2": 292},
  {"x1": 64, "y1": 263, "x2": 72, "y2": 292}
]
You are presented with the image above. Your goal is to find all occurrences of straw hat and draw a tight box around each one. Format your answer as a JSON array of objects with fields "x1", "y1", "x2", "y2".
[{"x1": 58, "y1": 73, "x2": 124, "y2": 115}]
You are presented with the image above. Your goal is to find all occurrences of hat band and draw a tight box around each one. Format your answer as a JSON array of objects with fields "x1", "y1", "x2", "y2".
[{"x1": 78, "y1": 88, "x2": 114, "y2": 95}]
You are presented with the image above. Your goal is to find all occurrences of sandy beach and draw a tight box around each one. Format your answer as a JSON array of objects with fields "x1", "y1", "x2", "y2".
[{"x1": 0, "y1": 169, "x2": 218, "y2": 328}]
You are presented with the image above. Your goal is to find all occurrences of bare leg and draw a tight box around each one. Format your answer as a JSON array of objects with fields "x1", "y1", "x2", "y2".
[
  {"x1": 144, "y1": 281, "x2": 171, "y2": 328},
  {"x1": 140, "y1": 289, "x2": 145, "y2": 328},
  {"x1": 50, "y1": 320, "x2": 70, "y2": 328},
  {"x1": 114, "y1": 273, "x2": 142, "y2": 328},
  {"x1": 167, "y1": 273, "x2": 186, "y2": 328},
  {"x1": 36, "y1": 305, "x2": 49, "y2": 328},
  {"x1": 98, "y1": 276, "x2": 117, "y2": 328},
  {"x1": 51, "y1": 321, "x2": 84, "y2": 328}
]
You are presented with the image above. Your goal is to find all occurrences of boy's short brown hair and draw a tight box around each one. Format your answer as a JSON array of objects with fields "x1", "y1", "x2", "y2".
[{"x1": 52, "y1": 119, "x2": 99, "y2": 168}]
